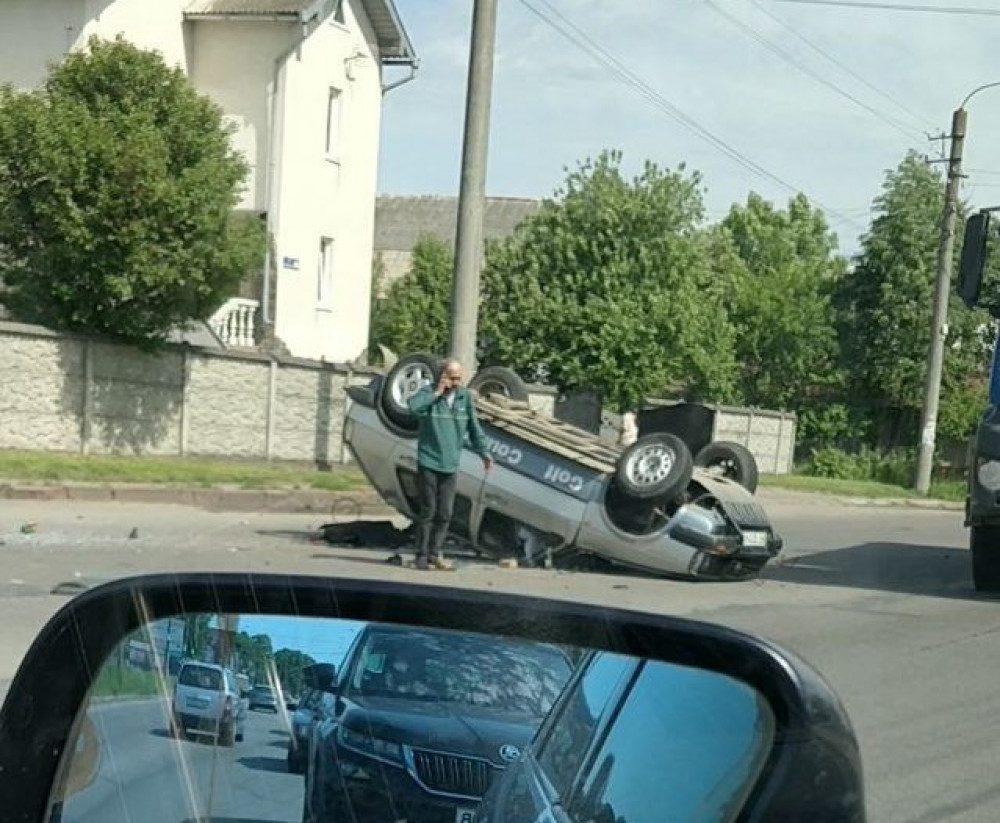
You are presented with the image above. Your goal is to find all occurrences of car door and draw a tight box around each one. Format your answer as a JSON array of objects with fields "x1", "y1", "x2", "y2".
[{"x1": 474, "y1": 424, "x2": 603, "y2": 557}]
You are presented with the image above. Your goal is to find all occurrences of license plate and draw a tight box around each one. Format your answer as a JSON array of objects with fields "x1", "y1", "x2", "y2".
[
  {"x1": 455, "y1": 808, "x2": 476, "y2": 823},
  {"x1": 187, "y1": 696, "x2": 210, "y2": 709},
  {"x1": 742, "y1": 531, "x2": 769, "y2": 548}
]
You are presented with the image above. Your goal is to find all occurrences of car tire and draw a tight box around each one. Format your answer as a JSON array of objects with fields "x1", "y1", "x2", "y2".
[
  {"x1": 219, "y1": 721, "x2": 236, "y2": 748},
  {"x1": 694, "y1": 441, "x2": 760, "y2": 493},
  {"x1": 378, "y1": 352, "x2": 437, "y2": 437},
  {"x1": 615, "y1": 433, "x2": 693, "y2": 502},
  {"x1": 971, "y1": 525, "x2": 1000, "y2": 592},
  {"x1": 469, "y1": 366, "x2": 529, "y2": 402}
]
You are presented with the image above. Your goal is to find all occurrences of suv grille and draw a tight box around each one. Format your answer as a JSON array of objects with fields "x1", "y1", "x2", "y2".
[{"x1": 410, "y1": 749, "x2": 494, "y2": 798}]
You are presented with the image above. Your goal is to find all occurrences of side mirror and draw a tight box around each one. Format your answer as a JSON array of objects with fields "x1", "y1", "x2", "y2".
[
  {"x1": 302, "y1": 662, "x2": 338, "y2": 694},
  {"x1": 959, "y1": 211, "x2": 991, "y2": 309},
  {"x1": 0, "y1": 574, "x2": 866, "y2": 822}
]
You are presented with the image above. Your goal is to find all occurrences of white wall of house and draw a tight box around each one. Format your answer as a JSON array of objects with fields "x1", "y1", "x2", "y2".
[
  {"x1": 271, "y1": 0, "x2": 384, "y2": 363},
  {"x1": 187, "y1": 21, "x2": 298, "y2": 212},
  {"x1": 0, "y1": 0, "x2": 189, "y2": 90},
  {"x1": 0, "y1": 0, "x2": 89, "y2": 89}
]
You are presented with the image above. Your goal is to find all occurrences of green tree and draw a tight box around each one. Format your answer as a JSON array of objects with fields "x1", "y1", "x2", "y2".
[
  {"x1": 0, "y1": 36, "x2": 264, "y2": 346},
  {"x1": 480, "y1": 151, "x2": 740, "y2": 410},
  {"x1": 274, "y1": 648, "x2": 318, "y2": 697},
  {"x1": 370, "y1": 235, "x2": 453, "y2": 355},
  {"x1": 721, "y1": 193, "x2": 848, "y2": 448},
  {"x1": 182, "y1": 614, "x2": 212, "y2": 661},
  {"x1": 835, "y1": 150, "x2": 993, "y2": 449}
]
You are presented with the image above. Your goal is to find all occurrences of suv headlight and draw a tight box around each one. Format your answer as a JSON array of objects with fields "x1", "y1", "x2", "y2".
[
  {"x1": 337, "y1": 726, "x2": 404, "y2": 766},
  {"x1": 978, "y1": 459, "x2": 1000, "y2": 491}
]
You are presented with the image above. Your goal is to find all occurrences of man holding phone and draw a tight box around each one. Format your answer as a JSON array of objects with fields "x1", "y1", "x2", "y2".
[{"x1": 407, "y1": 358, "x2": 493, "y2": 570}]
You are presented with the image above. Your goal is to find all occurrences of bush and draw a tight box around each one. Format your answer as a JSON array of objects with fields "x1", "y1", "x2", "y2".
[{"x1": 804, "y1": 446, "x2": 916, "y2": 485}]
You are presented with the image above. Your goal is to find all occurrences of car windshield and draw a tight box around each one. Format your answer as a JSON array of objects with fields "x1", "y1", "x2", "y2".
[
  {"x1": 346, "y1": 630, "x2": 573, "y2": 716},
  {"x1": 177, "y1": 666, "x2": 222, "y2": 691}
]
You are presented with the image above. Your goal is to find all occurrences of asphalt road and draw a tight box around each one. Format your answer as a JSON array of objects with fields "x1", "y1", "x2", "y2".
[
  {"x1": 1, "y1": 492, "x2": 996, "y2": 822},
  {"x1": 61, "y1": 701, "x2": 303, "y2": 823}
]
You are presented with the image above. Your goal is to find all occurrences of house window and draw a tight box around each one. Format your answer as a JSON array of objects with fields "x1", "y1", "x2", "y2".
[
  {"x1": 318, "y1": 237, "x2": 335, "y2": 305},
  {"x1": 325, "y1": 88, "x2": 342, "y2": 161}
]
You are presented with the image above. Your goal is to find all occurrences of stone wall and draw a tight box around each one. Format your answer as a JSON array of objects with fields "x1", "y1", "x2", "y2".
[
  {"x1": 0, "y1": 322, "x2": 558, "y2": 465},
  {"x1": 0, "y1": 322, "x2": 376, "y2": 464}
]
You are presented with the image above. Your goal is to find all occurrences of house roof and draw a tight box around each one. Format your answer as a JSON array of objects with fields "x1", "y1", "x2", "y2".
[
  {"x1": 184, "y1": 0, "x2": 416, "y2": 64},
  {"x1": 374, "y1": 195, "x2": 543, "y2": 252}
]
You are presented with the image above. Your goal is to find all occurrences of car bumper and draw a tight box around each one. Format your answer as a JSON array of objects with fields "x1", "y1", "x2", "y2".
[{"x1": 310, "y1": 748, "x2": 479, "y2": 823}]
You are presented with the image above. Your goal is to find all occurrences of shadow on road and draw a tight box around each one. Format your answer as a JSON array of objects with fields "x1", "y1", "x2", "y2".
[
  {"x1": 150, "y1": 728, "x2": 173, "y2": 739},
  {"x1": 762, "y1": 542, "x2": 999, "y2": 601},
  {"x1": 237, "y1": 756, "x2": 290, "y2": 774}
]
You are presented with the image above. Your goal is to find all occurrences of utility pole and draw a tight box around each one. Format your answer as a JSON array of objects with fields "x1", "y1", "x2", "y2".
[
  {"x1": 449, "y1": 0, "x2": 499, "y2": 371},
  {"x1": 915, "y1": 107, "x2": 967, "y2": 494}
]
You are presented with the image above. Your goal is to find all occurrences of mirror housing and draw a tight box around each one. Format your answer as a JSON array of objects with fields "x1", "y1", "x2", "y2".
[
  {"x1": 958, "y1": 211, "x2": 991, "y2": 309},
  {"x1": 302, "y1": 662, "x2": 338, "y2": 694},
  {"x1": 0, "y1": 573, "x2": 866, "y2": 822}
]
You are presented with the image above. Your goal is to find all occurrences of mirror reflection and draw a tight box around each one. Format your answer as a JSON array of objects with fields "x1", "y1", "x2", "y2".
[{"x1": 49, "y1": 614, "x2": 776, "y2": 823}]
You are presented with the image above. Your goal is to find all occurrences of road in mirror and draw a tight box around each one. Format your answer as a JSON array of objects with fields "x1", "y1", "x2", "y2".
[{"x1": 50, "y1": 614, "x2": 776, "y2": 823}]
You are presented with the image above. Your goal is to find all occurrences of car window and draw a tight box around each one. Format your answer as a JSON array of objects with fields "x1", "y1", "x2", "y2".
[
  {"x1": 347, "y1": 629, "x2": 573, "y2": 715},
  {"x1": 178, "y1": 665, "x2": 222, "y2": 691},
  {"x1": 566, "y1": 662, "x2": 776, "y2": 823},
  {"x1": 536, "y1": 652, "x2": 634, "y2": 798}
]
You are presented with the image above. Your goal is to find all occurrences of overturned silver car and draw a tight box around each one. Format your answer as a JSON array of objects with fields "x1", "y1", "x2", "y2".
[{"x1": 344, "y1": 354, "x2": 783, "y2": 581}]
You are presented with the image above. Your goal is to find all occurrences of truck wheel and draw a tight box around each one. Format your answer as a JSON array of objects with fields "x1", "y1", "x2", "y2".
[
  {"x1": 694, "y1": 441, "x2": 759, "y2": 493},
  {"x1": 378, "y1": 353, "x2": 437, "y2": 437},
  {"x1": 971, "y1": 525, "x2": 1000, "y2": 592},
  {"x1": 469, "y1": 366, "x2": 529, "y2": 402},
  {"x1": 615, "y1": 434, "x2": 693, "y2": 502}
]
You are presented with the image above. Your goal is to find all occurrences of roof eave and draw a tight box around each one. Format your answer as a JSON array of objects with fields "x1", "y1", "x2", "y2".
[{"x1": 361, "y1": 0, "x2": 417, "y2": 66}]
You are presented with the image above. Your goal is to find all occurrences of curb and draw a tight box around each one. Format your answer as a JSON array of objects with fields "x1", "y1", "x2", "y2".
[
  {"x1": 757, "y1": 486, "x2": 964, "y2": 511},
  {"x1": 0, "y1": 481, "x2": 396, "y2": 516}
]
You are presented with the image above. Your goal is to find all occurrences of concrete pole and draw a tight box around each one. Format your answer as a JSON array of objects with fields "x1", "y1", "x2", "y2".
[
  {"x1": 449, "y1": 0, "x2": 499, "y2": 371},
  {"x1": 916, "y1": 107, "x2": 967, "y2": 494}
]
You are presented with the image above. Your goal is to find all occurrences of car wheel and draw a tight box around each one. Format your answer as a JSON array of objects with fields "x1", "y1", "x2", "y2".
[
  {"x1": 694, "y1": 441, "x2": 760, "y2": 493},
  {"x1": 615, "y1": 433, "x2": 693, "y2": 502},
  {"x1": 469, "y1": 366, "x2": 529, "y2": 402},
  {"x1": 378, "y1": 352, "x2": 437, "y2": 437},
  {"x1": 218, "y1": 721, "x2": 236, "y2": 748},
  {"x1": 971, "y1": 525, "x2": 1000, "y2": 592}
]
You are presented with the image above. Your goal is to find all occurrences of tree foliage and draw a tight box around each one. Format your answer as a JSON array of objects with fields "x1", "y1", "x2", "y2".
[
  {"x1": 835, "y1": 150, "x2": 993, "y2": 447},
  {"x1": 274, "y1": 648, "x2": 319, "y2": 697},
  {"x1": 480, "y1": 150, "x2": 740, "y2": 410},
  {"x1": 370, "y1": 235, "x2": 453, "y2": 355},
  {"x1": 0, "y1": 37, "x2": 264, "y2": 346}
]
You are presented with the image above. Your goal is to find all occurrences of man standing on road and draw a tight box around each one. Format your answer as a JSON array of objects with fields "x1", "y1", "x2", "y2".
[{"x1": 407, "y1": 358, "x2": 493, "y2": 570}]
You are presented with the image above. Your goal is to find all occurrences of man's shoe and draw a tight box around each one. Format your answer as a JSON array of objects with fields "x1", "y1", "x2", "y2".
[
  {"x1": 428, "y1": 556, "x2": 455, "y2": 571},
  {"x1": 414, "y1": 556, "x2": 429, "y2": 571}
]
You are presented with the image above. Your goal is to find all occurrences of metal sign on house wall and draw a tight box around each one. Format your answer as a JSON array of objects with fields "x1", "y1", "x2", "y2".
[{"x1": 282, "y1": 257, "x2": 300, "y2": 271}]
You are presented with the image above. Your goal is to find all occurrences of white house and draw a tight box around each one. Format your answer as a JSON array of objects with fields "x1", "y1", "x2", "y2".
[{"x1": 0, "y1": 0, "x2": 417, "y2": 363}]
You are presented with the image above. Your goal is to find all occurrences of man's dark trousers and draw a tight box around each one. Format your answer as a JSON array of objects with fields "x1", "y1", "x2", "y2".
[{"x1": 415, "y1": 466, "x2": 457, "y2": 560}]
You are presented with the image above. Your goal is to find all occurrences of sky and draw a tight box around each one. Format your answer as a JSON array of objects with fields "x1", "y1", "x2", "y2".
[
  {"x1": 376, "y1": 0, "x2": 1000, "y2": 257},
  {"x1": 235, "y1": 615, "x2": 366, "y2": 666}
]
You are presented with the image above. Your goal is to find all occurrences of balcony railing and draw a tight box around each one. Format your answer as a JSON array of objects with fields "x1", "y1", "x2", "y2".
[{"x1": 210, "y1": 298, "x2": 259, "y2": 348}]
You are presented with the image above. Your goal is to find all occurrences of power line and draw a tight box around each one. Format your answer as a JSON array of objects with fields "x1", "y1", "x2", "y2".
[
  {"x1": 516, "y1": 0, "x2": 866, "y2": 231},
  {"x1": 750, "y1": 0, "x2": 935, "y2": 132},
  {"x1": 773, "y1": 0, "x2": 1000, "y2": 16},
  {"x1": 706, "y1": 0, "x2": 924, "y2": 141}
]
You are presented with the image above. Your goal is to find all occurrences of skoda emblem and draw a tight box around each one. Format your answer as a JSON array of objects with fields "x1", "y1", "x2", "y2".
[{"x1": 499, "y1": 744, "x2": 521, "y2": 763}]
